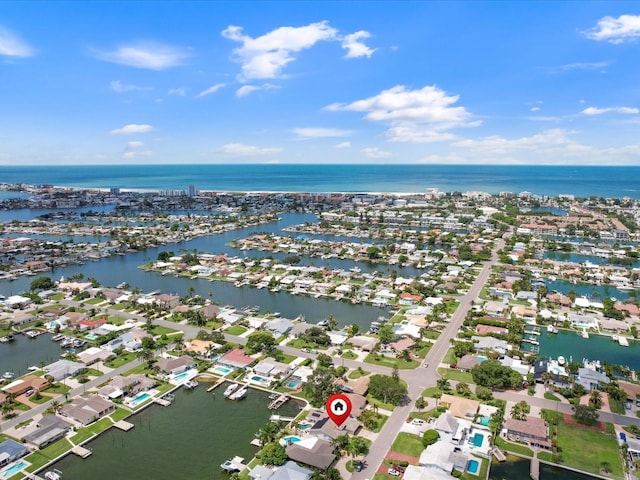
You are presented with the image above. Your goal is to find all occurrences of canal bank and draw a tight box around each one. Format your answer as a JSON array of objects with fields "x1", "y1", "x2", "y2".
[
  {"x1": 47, "y1": 385, "x2": 302, "y2": 479},
  {"x1": 489, "y1": 455, "x2": 604, "y2": 480}
]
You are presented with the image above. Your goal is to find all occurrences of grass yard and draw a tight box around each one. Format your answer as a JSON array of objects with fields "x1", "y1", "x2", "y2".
[
  {"x1": 341, "y1": 350, "x2": 358, "y2": 360},
  {"x1": 72, "y1": 417, "x2": 113, "y2": 444},
  {"x1": 609, "y1": 398, "x2": 625, "y2": 415},
  {"x1": 107, "y1": 315, "x2": 127, "y2": 325},
  {"x1": 437, "y1": 367, "x2": 474, "y2": 384},
  {"x1": 150, "y1": 325, "x2": 179, "y2": 336},
  {"x1": 495, "y1": 436, "x2": 534, "y2": 457},
  {"x1": 366, "y1": 394, "x2": 397, "y2": 412},
  {"x1": 544, "y1": 392, "x2": 561, "y2": 401},
  {"x1": 105, "y1": 351, "x2": 137, "y2": 368},
  {"x1": 110, "y1": 406, "x2": 131, "y2": 422},
  {"x1": 286, "y1": 338, "x2": 328, "y2": 350},
  {"x1": 421, "y1": 386, "x2": 442, "y2": 398},
  {"x1": 555, "y1": 418, "x2": 623, "y2": 479},
  {"x1": 390, "y1": 432, "x2": 424, "y2": 458},
  {"x1": 224, "y1": 325, "x2": 248, "y2": 336},
  {"x1": 275, "y1": 352, "x2": 297, "y2": 364},
  {"x1": 442, "y1": 348, "x2": 457, "y2": 364},
  {"x1": 348, "y1": 368, "x2": 369, "y2": 380},
  {"x1": 365, "y1": 353, "x2": 419, "y2": 369}
]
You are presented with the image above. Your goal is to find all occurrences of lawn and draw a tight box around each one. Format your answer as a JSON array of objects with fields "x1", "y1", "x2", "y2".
[
  {"x1": 105, "y1": 351, "x2": 137, "y2": 368},
  {"x1": 110, "y1": 406, "x2": 131, "y2": 422},
  {"x1": 495, "y1": 436, "x2": 534, "y2": 457},
  {"x1": 150, "y1": 325, "x2": 179, "y2": 336},
  {"x1": 366, "y1": 394, "x2": 396, "y2": 412},
  {"x1": 544, "y1": 392, "x2": 561, "y2": 401},
  {"x1": 555, "y1": 418, "x2": 623, "y2": 479},
  {"x1": 110, "y1": 302, "x2": 131, "y2": 311},
  {"x1": 341, "y1": 350, "x2": 358, "y2": 360},
  {"x1": 442, "y1": 348, "x2": 457, "y2": 364},
  {"x1": 413, "y1": 342, "x2": 432, "y2": 358},
  {"x1": 437, "y1": 367, "x2": 474, "y2": 384},
  {"x1": 286, "y1": 338, "x2": 328, "y2": 350},
  {"x1": 421, "y1": 386, "x2": 442, "y2": 398},
  {"x1": 348, "y1": 368, "x2": 369, "y2": 380},
  {"x1": 107, "y1": 315, "x2": 127, "y2": 325},
  {"x1": 365, "y1": 353, "x2": 419, "y2": 369},
  {"x1": 609, "y1": 398, "x2": 625, "y2": 415},
  {"x1": 390, "y1": 432, "x2": 424, "y2": 458},
  {"x1": 44, "y1": 383, "x2": 72, "y2": 395},
  {"x1": 29, "y1": 393, "x2": 56, "y2": 405},
  {"x1": 85, "y1": 297, "x2": 105, "y2": 305},
  {"x1": 72, "y1": 417, "x2": 113, "y2": 444},
  {"x1": 224, "y1": 325, "x2": 248, "y2": 336},
  {"x1": 39, "y1": 437, "x2": 72, "y2": 461},
  {"x1": 445, "y1": 300, "x2": 460, "y2": 314}
]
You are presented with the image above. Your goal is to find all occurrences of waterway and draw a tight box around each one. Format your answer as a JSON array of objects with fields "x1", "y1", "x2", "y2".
[
  {"x1": 0, "y1": 334, "x2": 62, "y2": 377},
  {"x1": 544, "y1": 251, "x2": 640, "y2": 269},
  {"x1": 546, "y1": 279, "x2": 639, "y2": 301},
  {"x1": 523, "y1": 329, "x2": 640, "y2": 370},
  {"x1": 48, "y1": 384, "x2": 302, "y2": 479},
  {"x1": 490, "y1": 456, "x2": 599, "y2": 480}
]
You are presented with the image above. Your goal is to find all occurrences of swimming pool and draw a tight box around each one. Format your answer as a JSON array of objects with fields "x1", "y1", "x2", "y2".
[
  {"x1": 467, "y1": 459, "x2": 480, "y2": 474},
  {"x1": 472, "y1": 432, "x2": 484, "y2": 447},
  {"x1": 285, "y1": 377, "x2": 302, "y2": 389},
  {"x1": 3, "y1": 461, "x2": 27, "y2": 478},
  {"x1": 85, "y1": 333, "x2": 98, "y2": 340},
  {"x1": 213, "y1": 365, "x2": 233, "y2": 375},
  {"x1": 250, "y1": 375, "x2": 270, "y2": 386},
  {"x1": 279, "y1": 435, "x2": 302, "y2": 446},
  {"x1": 173, "y1": 371, "x2": 190, "y2": 381},
  {"x1": 479, "y1": 416, "x2": 490, "y2": 427},
  {"x1": 477, "y1": 355, "x2": 488, "y2": 362},
  {"x1": 298, "y1": 423, "x2": 311, "y2": 431},
  {"x1": 129, "y1": 392, "x2": 151, "y2": 407}
]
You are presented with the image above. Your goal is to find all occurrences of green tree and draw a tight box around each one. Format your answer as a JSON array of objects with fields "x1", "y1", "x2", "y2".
[
  {"x1": 347, "y1": 436, "x2": 369, "y2": 468},
  {"x1": 30, "y1": 275, "x2": 54, "y2": 291},
  {"x1": 302, "y1": 327, "x2": 331, "y2": 346},
  {"x1": 572, "y1": 404, "x2": 599, "y2": 426},
  {"x1": 259, "y1": 442, "x2": 287, "y2": 466},
  {"x1": 377, "y1": 324, "x2": 394, "y2": 343},
  {"x1": 245, "y1": 331, "x2": 276, "y2": 354},
  {"x1": 510, "y1": 400, "x2": 530, "y2": 420},
  {"x1": 422, "y1": 429, "x2": 440, "y2": 447},
  {"x1": 471, "y1": 359, "x2": 523, "y2": 389},
  {"x1": 368, "y1": 374, "x2": 407, "y2": 406},
  {"x1": 316, "y1": 353, "x2": 333, "y2": 369},
  {"x1": 436, "y1": 377, "x2": 451, "y2": 392},
  {"x1": 303, "y1": 367, "x2": 338, "y2": 407},
  {"x1": 456, "y1": 382, "x2": 472, "y2": 397},
  {"x1": 589, "y1": 389, "x2": 602, "y2": 409},
  {"x1": 415, "y1": 397, "x2": 428, "y2": 412}
]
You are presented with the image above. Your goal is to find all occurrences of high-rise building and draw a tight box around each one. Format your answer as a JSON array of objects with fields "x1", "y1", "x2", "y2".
[{"x1": 187, "y1": 184, "x2": 199, "y2": 197}]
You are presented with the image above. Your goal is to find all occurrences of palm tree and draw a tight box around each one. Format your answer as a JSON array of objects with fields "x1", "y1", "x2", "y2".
[
  {"x1": 347, "y1": 436, "x2": 369, "y2": 469},
  {"x1": 437, "y1": 377, "x2": 450, "y2": 392},
  {"x1": 256, "y1": 421, "x2": 280, "y2": 446},
  {"x1": 330, "y1": 434, "x2": 350, "y2": 456},
  {"x1": 589, "y1": 389, "x2": 602, "y2": 409},
  {"x1": 327, "y1": 314, "x2": 338, "y2": 331}
]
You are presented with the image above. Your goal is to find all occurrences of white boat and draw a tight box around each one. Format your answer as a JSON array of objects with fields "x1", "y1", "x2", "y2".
[
  {"x1": 183, "y1": 380, "x2": 198, "y2": 389},
  {"x1": 223, "y1": 383, "x2": 238, "y2": 397},
  {"x1": 546, "y1": 324, "x2": 557, "y2": 334},
  {"x1": 230, "y1": 386, "x2": 248, "y2": 400},
  {"x1": 612, "y1": 335, "x2": 619, "y2": 342},
  {"x1": 581, "y1": 330, "x2": 589, "y2": 339},
  {"x1": 548, "y1": 275, "x2": 557, "y2": 282},
  {"x1": 2, "y1": 372, "x2": 14, "y2": 380},
  {"x1": 45, "y1": 470, "x2": 63, "y2": 480},
  {"x1": 51, "y1": 333, "x2": 65, "y2": 342},
  {"x1": 557, "y1": 356, "x2": 566, "y2": 366}
]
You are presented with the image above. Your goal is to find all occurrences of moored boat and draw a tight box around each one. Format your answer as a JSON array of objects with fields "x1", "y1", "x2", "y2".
[{"x1": 223, "y1": 383, "x2": 238, "y2": 397}]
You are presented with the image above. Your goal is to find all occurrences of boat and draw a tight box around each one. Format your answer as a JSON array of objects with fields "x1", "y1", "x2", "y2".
[
  {"x1": 4, "y1": 334, "x2": 15, "y2": 342},
  {"x1": 25, "y1": 330, "x2": 39, "y2": 338},
  {"x1": 2, "y1": 372, "x2": 14, "y2": 380},
  {"x1": 612, "y1": 335, "x2": 619, "y2": 342},
  {"x1": 223, "y1": 383, "x2": 239, "y2": 397},
  {"x1": 316, "y1": 319, "x2": 329, "y2": 328},
  {"x1": 230, "y1": 386, "x2": 248, "y2": 400},
  {"x1": 557, "y1": 356, "x2": 566, "y2": 366},
  {"x1": 220, "y1": 456, "x2": 245, "y2": 472},
  {"x1": 183, "y1": 380, "x2": 198, "y2": 389},
  {"x1": 45, "y1": 470, "x2": 63, "y2": 480},
  {"x1": 581, "y1": 330, "x2": 589, "y2": 339},
  {"x1": 546, "y1": 324, "x2": 557, "y2": 334},
  {"x1": 51, "y1": 333, "x2": 65, "y2": 342}
]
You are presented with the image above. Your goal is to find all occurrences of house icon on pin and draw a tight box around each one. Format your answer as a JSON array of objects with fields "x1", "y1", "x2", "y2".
[{"x1": 334, "y1": 401, "x2": 344, "y2": 412}]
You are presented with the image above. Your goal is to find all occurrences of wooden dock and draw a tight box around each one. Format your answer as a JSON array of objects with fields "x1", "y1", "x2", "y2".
[
  {"x1": 154, "y1": 398, "x2": 172, "y2": 406},
  {"x1": 114, "y1": 420, "x2": 135, "y2": 431},
  {"x1": 269, "y1": 414, "x2": 295, "y2": 422},
  {"x1": 530, "y1": 457, "x2": 540, "y2": 480},
  {"x1": 268, "y1": 394, "x2": 290, "y2": 410},
  {"x1": 72, "y1": 445, "x2": 93, "y2": 458},
  {"x1": 207, "y1": 377, "x2": 226, "y2": 392},
  {"x1": 491, "y1": 447, "x2": 506, "y2": 462}
]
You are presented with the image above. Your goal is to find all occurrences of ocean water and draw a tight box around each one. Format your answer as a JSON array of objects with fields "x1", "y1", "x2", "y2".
[{"x1": 1, "y1": 164, "x2": 639, "y2": 198}]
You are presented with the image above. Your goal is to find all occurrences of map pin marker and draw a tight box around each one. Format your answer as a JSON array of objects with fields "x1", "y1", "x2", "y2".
[{"x1": 326, "y1": 393, "x2": 352, "y2": 427}]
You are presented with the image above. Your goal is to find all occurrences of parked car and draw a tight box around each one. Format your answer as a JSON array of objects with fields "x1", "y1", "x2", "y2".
[
  {"x1": 392, "y1": 465, "x2": 405, "y2": 473},
  {"x1": 355, "y1": 462, "x2": 364, "y2": 472},
  {"x1": 388, "y1": 468, "x2": 400, "y2": 476},
  {"x1": 25, "y1": 388, "x2": 35, "y2": 397}
]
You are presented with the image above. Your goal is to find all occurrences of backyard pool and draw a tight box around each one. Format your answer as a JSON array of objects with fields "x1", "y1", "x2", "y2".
[
  {"x1": 2, "y1": 461, "x2": 27, "y2": 478},
  {"x1": 129, "y1": 392, "x2": 152, "y2": 407},
  {"x1": 471, "y1": 432, "x2": 484, "y2": 447},
  {"x1": 467, "y1": 459, "x2": 480, "y2": 474},
  {"x1": 213, "y1": 365, "x2": 233, "y2": 375},
  {"x1": 85, "y1": 333, "x2": 98, "y2": 340},
  {"x1": 250, "y1": 375, "x2": 270, "y2": 386},
  {"x1": 173, "y1": 371, "x2": 190, "y2": 381},
  {"x1": 279, "y1": 435, "x2": 302, "y2": 446},
  {"x1": 479, "y1": 416, "x2": 490, "y2": 427},
  {"x1": 477, "y1": 355, "x2": 488, "y2": 362},
  {"x1": 285, "y1": 377, "x2": 302, "y2": 389}
]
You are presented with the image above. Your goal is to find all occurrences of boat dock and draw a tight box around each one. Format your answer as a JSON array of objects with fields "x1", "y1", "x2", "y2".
[
  {"x1": 269, "y1": 414, "x2": 295, "y2": 422},
  {"x1": 491, "y1": 447, "x2": 506, "y2": 462},
  {"x1": 114, "y1": 420, "x2": 134, "y2": 431},
  {"x1": 154, "y1": 394, "x2": 174, "y2": 407},
  {"x1": 72, "y1": 445, "x2": 92, "y2": 458},
  {"x1": 530, "y1": 457, "x2": 540, "y2": 480},
  {"x1": 220, "y1": 456, "x2": 247, "y2": 472},
  {"x1": 207, "y1": 378, "x2": 227, "y2": 392},
  {"x1": 619, "y1": 336, "x2": 630, "y2": 347},
  {"x1": 268, "y1": 394, "x2": 290, "y2": 410}
]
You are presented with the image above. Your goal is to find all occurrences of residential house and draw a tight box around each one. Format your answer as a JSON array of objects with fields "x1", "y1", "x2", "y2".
[
  {"x1": 60, "y1": 394, "x2": 116, "y2": 426},
  {"x1": 43, "y1": 359, "x2": 85, "y2": 381},
  {"x1": 388, "y1": 336, "x2": 416, "y2": 354},
  {"x1": 456, "y1": 355, "x2": 481, "y2": 372},
  {"x1": 2, "y1": 376, "x2": 50, "y2": 397},
  {"x1": 253, "y1": 360, "x2": 291, "y2": 381},
  {"x1": 0, "y1": 439, "x2": 28, "y2": 468},
  {"x1": 335, "y1": 377, "x2": 370, "y2": 397},
  {"x1": 418, "y1": 440, "x2": 469, "y2": 475},
  {"x1": 155, "y1": 293, "x2": 181, "y2": 309},
  {"x1": 99, "y1": 374, "x2": 156, "y2": 400},
  {"x1": 289, "y1": 322, "x2": 315, "y2": 338},
  {"x1": 404, "y1": 465, "x2": 457, "y2": 480},
  {"x1": 156, "y1": 356, "x2": 195, "y2": 376},
  {"x1": 471, "y1": 336, "x2": 509, "y2": 355},
  {"x1": 504, "y1": 416, "x2": 551, "y2": 449},
  {"x1": 264, "y1": 318, "x2": 294, "y2": 336},
  {"x1": 249, "y1": 461, "x2": 313, "y2": 480},
  {"x1": 77, "y1": 347, "x2": 115, "y2": 366},
  {"x1": 576, "y1": 368, "x2": 610, "y2": 392},
  {"x1": 22, "y1": 415, "x2": 72, "y2": 448},
  {"x1": 217, "y1": 349, "x2": 255, "y2": 370},
  {"x1": 348, "y1": 335, "x2": 379, "y2": 352},
  {"x1": 285, "y1": 437, "x2": 336, "y2": 470},
  {"x1": 439, "y1": 394, "x2": 479, "y2": 420},
  {"x1": 307, "y1": 410, "x2": 361, "y2": 441}
]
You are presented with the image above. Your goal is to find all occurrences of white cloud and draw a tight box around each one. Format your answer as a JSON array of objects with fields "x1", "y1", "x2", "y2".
[
  {"x1": 341, "y1": 31, "x2": 375, "y2": 58},
  {"x1": 291, "y1": 127, "x2": 352, "y2": 139},
  {"x1": 126, "y1": 141, "x2": 144, "y2": 149},
  {"x1": 547, "y1": 61, "x2": 611, "y2": 74},
  {"x1": 581, "y1": 106, "x2": 639, "y2": 115},
  {"x1": 168, "y1": 88, "x2": 186, "y2": 96},
  {"x1": 361, "y1": 147, "x2": 392, "y2": 158},
  {"x1": 235, "y1": 83, "x2": 279, "y2": 97},
  {"x1": 196, "y1": 83, "x2": 226, "y2": 98},
  {"x1": 122, "y1": 150, "x2": 153, "y2": 159},
  {"x1": 333, "y1": 141, "x2": 351, "y2": 149},
  {"x1": 218, "y1": 143, "x2": 282, "y2": 156},
  {"x1": 110, "y1": 80, "x2": 150, "y2": 93},
  {"x1": 110, "y1": 124, "x2": 154, "y2": 135},
  {"x1": 92, "y1": 42, "x2": 190, "y2": 70},
  {"x1": 584, "y1": 14, "x2": 640, "y2": 44},
  {"x1": 326, "y1": 85, "x2": 477, "y2": 143},
  {"x1": 452, "y1": 129, "x2": 572, "y2": 154},
  {"x1": 0, "y1": 26, "x2": 35, "y2": 57},
  {"x1": 222, "y1": 21, "x2": 338, "y2": 80},
  {"x1": 530, "y1": 107, "x2": 540, "y2": 112}
]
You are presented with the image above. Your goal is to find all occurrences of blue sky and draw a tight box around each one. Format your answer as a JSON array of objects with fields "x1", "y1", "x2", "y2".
[{"x1": 2, "y1": 1, "x2": 640, "y2": 165}]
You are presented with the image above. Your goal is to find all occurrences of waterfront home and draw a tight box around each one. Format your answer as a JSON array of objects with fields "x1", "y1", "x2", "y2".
[
  {"x1": 201, "y1": 304, "x2": 221, "y2": 320},
  {"x1": 249, "y1": 461, "x2": 313, "y2": 480},
  {"x1": 348, "y1": 335, "x2": 379, "y2": 352},
  {"x1": 483, "y1": 300, "x2": 508, "y2": 316},
  {"x1": 289, "y1": 322, "x2": 315, "y2": 338},
  {"x1": 471, "y1": 336, "x2": 509, "y2": 355},
  {"x1": 532, "y1": 359, "x2": 549, "y2": 383},
  {"x1": 2, "y1": 376, "x2": 50, "y2": 397},
  {"x1": 77, "y1": 347, "x2": 115, "y2": 366},
  {"x1": 399, "y1": 292, "x2": 424, "y2": 305},
  {"x1": 155, "y1": 293, "x2": 181, "y2": 310},
  {"x1": 475, "y1": 324, "x2": 508, "y2": 336},
  {"x1": 60, "y1": 394, "x2": 116, "y2": 426},
  {"x1": 599, "y1": 318, "x2": 630, "y2": 333},
  {"x1": 264, "y1": 318, "x2": 294, "y2": 336},
  {"x1": 99, "y1": 374, "x2": 156, "y2": 400},
  {"x1": 504, "y1": 416, "x2": 551, "y2": 449},
  {"x1": 418, "y1": 440, "x2": 469, "y2": 475},
  {"x1": 244, "y1": 316, "x2": 267, "y2": 330},
  {"x1": 0, "y1": 439, "x2": 28, "y2": 468},
  {"x1": 22, "y1": 415, "x2": 72, "y2": 449},
  {"x1": 511, "y1": 305, "x2": 537, "y2": 321},
  {"x1": 4, "y1": 295, "x2": 32, "y2": 310},
  {"x1": 567, "y1": 313, "x2": 599, "y2": 330},
  {"x1": 388, "y1": 336, "x2": 416, "y2": 354},
  {"x1": 500, "y1": 356, "x2": 530, "y2": 376},
  {"x1": 307, "y1": 410, "x2": 361, "y2": 440},
  {"x1": 43, "y1": 359, "x2": 85, "y2": 381},
  {"x1": 217, "y1": 348, "x2": 255, "y2": 370},
  {"x1": 439, "y1": 395, "x2": 479, "y2": 420},
  {"x1": 156, "y1": 356, "x2": 195, "y2": 376},
  {"x1": 456, "y1": 355, "x2": 481, "y2": 372},
  {"x1": 576, "y1": 368, "x2": 610, "y2": 392},
  {"x1": 253, "y1": 359, "x2": 291, "y2": 381},
  {"x1": 404, "y1": 465, "x2": 457, "y2": 480},
  {"x1": 285, "y1": 437, "x2": 336, "y2": 470}
]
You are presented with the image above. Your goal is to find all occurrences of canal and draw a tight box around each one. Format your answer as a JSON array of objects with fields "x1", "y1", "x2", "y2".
[
  {"x1": 48, "y1": 384, "x2": 302, "y2": 480},
  {"x1": 0, "y1": 334, "x2": 61, "y2": 378},
  {"x1": 490, "y1": 455, "x2": 600, "y2": 480}
]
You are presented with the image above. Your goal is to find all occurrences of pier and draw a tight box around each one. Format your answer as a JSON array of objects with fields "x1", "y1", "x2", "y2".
[
  {"x1": 491, "y1": 447, "x2": 506, "y2": 462},
  {"x1": 114, "y1": 420, "x2": 135, "y2": 431},
  {"x1": 530, "y1": 457, "x2": 540, "y2": 480},
  {"x1": 72, "y1": 446, "x2": 92, "y2": 458},
  {"x1": 207, "y1": 378, "x2": 226, "y2": 392},
  {"x1": 269, "y1": 414, "x2": 296, "y2": 422},
  {"x1": 154, "y1": 394, "x2": 174, "y2": 407},
  {"x1": 268, "y1": 394, "x2": 290, "y2": 410}
]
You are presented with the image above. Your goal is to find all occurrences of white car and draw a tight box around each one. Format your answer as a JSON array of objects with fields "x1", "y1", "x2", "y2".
[{"x1": 388, "y1": 468, "x2": 400, "y2": 476}]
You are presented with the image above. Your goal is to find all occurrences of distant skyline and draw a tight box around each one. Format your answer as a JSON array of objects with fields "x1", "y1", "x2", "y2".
[{"x1": 2, "y1": 1, "x2": 640, "y2": 165}]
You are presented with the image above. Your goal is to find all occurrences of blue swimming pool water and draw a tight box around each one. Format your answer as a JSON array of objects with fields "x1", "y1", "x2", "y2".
[
  {"x1": 214, "y1": 366, "x2": 232, "y2": 374},
  {"x1": 173, "y1": 372, "x2": 189, "y2": 381},
  {"x1": 85, "y1": 333, "x2": 98, "y2": 340},
  {"x1": 286, "y1": 378, "x2": 301, "y2": 389},
  {"x1": 467, "y1": 459, "x2": 479, "y2": 474},
  {"x1": 299, "y1": 423, "x2": 311, "y2": 431},
  {"x1": 473, "y1": 433, "x2": 484, "y2": 447},
  {"x1": 279, "y1": 435, "x2": 302, "y2": 446},
  {"x1": 479, "y1": 416, "x2": 490, "y2": 427},
  {"x1": 130, "y1": 392, "x2": 151, "y2": 406},
  {"x1": 3, "y1": 461, "x2": 27, "y2": 478},
  {"x1": 477, "y1": 355, "x2": 488, "y2": 361},
  {"x1": 250, "y1": 375, "x2": 270, "y2": 385}
]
